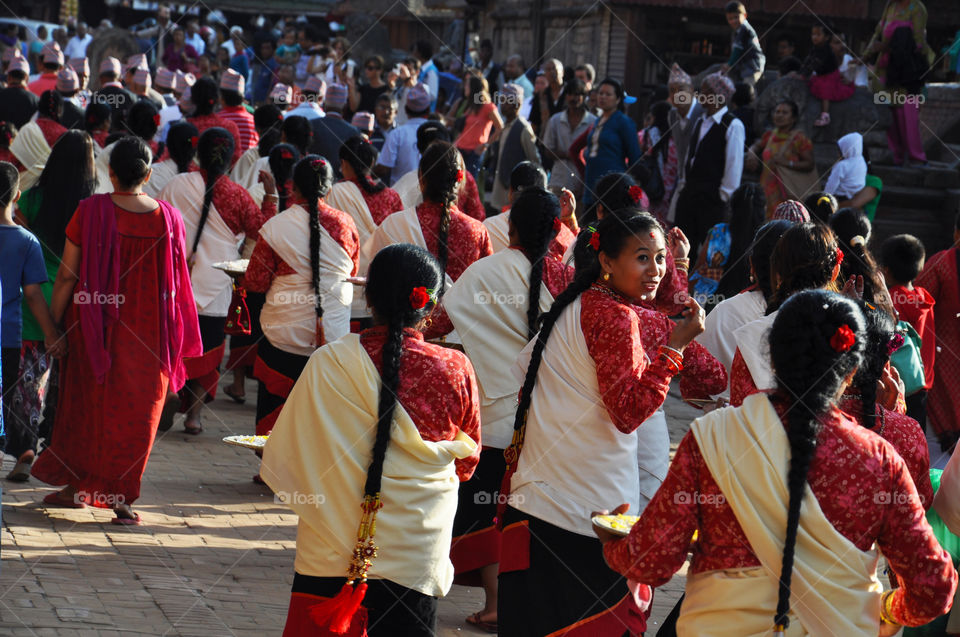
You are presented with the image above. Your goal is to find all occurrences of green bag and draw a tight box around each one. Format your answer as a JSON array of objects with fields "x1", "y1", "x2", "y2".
[{"x1": 890, "y1": 320, "x2": 925, "y2": 397}]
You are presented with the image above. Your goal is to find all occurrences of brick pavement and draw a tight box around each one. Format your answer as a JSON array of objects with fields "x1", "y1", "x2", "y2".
[{"x1": 0, "y1": 380, "x2": 696, "y2": 636}]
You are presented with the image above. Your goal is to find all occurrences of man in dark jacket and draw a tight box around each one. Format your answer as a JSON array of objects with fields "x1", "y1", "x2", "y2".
[
  {"x1": 309, "y1": 83, "x2": 359, "y2": 177},
  {"x1": 0, "y1": 57, "x2": 38, "y2": 129}
]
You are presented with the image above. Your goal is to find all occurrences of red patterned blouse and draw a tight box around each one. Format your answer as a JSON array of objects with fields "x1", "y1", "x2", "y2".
[
  {"x1": 603, "y1": 395, "x2": 957, "y2": 627},
  {"x1": 347, "y1": 177, "x2": 404, "y2": 225},
  {"x1": 360, "y1": 326, "x2": 482, "y2": 481},
  {"x1": 187, "y1": 114, "x2": 244, "y2": 166},
  {"x1": 243, "y1": 200, "x2": 360, "y2": 293},
  {"x1": 458, "y1": 170, "x2": 485, "y2": 221},
  {"x1": 35, "y1": 117, "x2": 67, "y2": 149}
]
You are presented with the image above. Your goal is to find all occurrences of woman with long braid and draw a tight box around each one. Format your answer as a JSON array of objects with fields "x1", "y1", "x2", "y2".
[
  {"x1": 362, "y1": 141, "x2": 492, "y2": 339},
  {"x1": 144, "y1": 120, "x2": 198, "y2": 198},
  {"x1": 261, "y1": 244, "x2": 480, "y2": 636},
  {"x1": 839, "y1": 302, "x2": 933, "y2": 507},
  {"x1": 326, "y1": 134, "x2": 403, "y2": 246},
  {"x1": 442, "y1": 187, "x2": 574, "y2": 631},
  {"x1": 497, "y1": 212, "x2": 715, "y2": 636},
  {"x1": 597, "y1": 289, "x2": 957, "y2": 635},
  {"x1": 244, "y1": 155, "x2": 359, "y2": 442},
  {"x1": 160, "y1": 127, "x2": 277, "y2": 435},
  {"x1": 221, "y1": 142, "x2": 301, "y2": 405}
]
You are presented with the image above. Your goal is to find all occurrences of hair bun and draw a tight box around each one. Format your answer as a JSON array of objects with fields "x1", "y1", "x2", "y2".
[{"x1": 849, "y1": 235, "x2": 866, "y2": 248}]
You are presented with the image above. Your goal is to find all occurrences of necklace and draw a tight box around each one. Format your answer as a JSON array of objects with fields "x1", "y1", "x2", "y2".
[{"x1": 113, "y1": 191, "x2": 146, "y2": 196}]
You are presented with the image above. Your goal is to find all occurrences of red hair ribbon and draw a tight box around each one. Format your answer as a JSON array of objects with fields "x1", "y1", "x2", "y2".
[
  {"x1": 153, "y1": 113, "x2": 161, "y2": 126},
  {"x1": 552, "y1": 217, "x2": 562, "y2": 232},
  {"x1": 280, "y1": 149, "x2": 293, "y2": 160},
  {"x1": 835, "y1": 247, "x2": 844, "y2": 266},
  {"x1": 189, "y1": 136, "x2": 198, "y2": 148},
  {"x1": 409, "y1": 286, "x2": 431, "y2": 310},
  {"x1": 456, "y1": 169, "x2": 464, "y2": 183},
  {"x1": 830, "y1": 324, "x2": 856, "y2": 353},
  {"x1": 628, "y1": 185, "x2": 644, "y2": 203},
  {"x1": 311, "y1": 158, "x2": 326, "y2": 169}
]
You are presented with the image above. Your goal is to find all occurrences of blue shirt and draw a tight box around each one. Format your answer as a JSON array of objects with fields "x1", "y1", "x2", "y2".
[
  {"x1": 0, "y1": 225, "x2": 48, "y2": 347},
  {"x1": 583, "y1": 110, "x2": 642, "y2": 205},
  {"x1": 252, "y1": 57, "x2": 279, "y2": 105}
]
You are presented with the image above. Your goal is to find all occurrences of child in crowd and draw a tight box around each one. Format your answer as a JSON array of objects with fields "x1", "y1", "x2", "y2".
[
  {"x1": 0, "y1": 162, "x2": 63, "y2": 478},
  {"x1": 798, "y1": 23, "x2": 855, "y2": 126},
  {"x1": 824, "y1": 132, "x2": 867, "y2": 199},
  {"x1": 275, "y1": 27, "x2": 302, "y2": 66},
  {"x1": 833, "y1": 32, "x2": 868, "y2": 88},
  {"x1": 722, "y1": 1, "x2": 765, "y2": 87},
  {"x1": 879, "y1": 234, "x2": 936, "y2": 429},
  {"x1": 804, "y1": 190, "x2": 838, "y2": 225},
  {"x1": 0, "y1": 121, "x2": 22, "y2": 170}
]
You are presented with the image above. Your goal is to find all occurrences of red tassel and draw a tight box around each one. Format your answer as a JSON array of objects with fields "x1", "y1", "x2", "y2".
[
  {"x1": 330, "y1": 581, "x2": 367, "y2": 634},
  {"x1": 308, "y1": 582, "x2": 353, "y2": 627}
]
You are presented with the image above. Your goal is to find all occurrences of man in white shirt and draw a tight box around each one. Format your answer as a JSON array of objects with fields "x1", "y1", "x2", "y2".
[
  {"x1": 375, "y1": 83, "x2": 431, "y2": 185},
  {"x1": 503, "y1": 54, "x2": 534, "y2": 102},
  {"x1": 185, "y1": 18, "x2": 206, "y2": 57},
  {"x1": 412, "y1": 40, "x2": 438, "y2": 112},
  {"x1": 64, "y1": 22, "x2": 92, "y2": 59},
  {"x1": 673, "y1": 72, "x2": 744, "y2": 259},
  {"x1": 284, "y1": 75, "x2": 325, "y2": 120}
]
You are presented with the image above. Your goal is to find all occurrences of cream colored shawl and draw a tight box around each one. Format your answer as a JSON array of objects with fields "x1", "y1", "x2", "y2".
[{"x1": 10, "y1": 121, "x2": 51, "y2": 191}]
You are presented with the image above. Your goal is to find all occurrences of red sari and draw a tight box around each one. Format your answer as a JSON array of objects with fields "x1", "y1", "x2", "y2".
[{"x1": 32, "y1": 200, "x2": 201, "y2": 506}]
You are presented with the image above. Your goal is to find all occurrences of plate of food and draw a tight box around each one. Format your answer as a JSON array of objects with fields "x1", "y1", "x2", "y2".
[
  {"x1": 591, "y1": 513, "x2": 641, "y2": 537},
  {"x1": 222, "y1": 434, "x2": 268, "y2": 450},
  {"x1": 211, "y1": 259, "x2": 250, "y2": 275}
]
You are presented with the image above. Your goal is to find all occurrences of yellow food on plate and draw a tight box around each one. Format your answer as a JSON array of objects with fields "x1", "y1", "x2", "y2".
[{"x1": 593, "y1": 513, "x2": 640, "y2": 533}]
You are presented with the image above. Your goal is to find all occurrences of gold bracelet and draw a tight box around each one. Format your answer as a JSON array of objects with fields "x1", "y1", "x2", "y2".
[
  {"x1": 674, "y1": 258, "x2": 690, "y2": 268},
  {"x1": 879, "y1": 590, "x2": 898, "y2": 625}
]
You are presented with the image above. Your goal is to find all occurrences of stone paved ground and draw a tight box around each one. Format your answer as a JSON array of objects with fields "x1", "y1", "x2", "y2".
[{"x1": 0, "y1": 379, "x2": 698, "y2": 636}]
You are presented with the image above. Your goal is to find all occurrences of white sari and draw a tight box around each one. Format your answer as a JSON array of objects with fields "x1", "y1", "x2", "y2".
[{"x1": 10, "y1": 121, "x2": 51, "y2": 191}]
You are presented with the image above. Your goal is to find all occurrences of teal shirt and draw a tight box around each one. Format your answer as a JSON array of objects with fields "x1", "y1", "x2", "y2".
[{"x1": 18, "y1": 188, "x2": 58, "y2": 342}]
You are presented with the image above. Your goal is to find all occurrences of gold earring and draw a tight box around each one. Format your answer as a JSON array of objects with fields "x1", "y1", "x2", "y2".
[{"x1": 603, "y1": 272, "x2": 611, "y2": 281}]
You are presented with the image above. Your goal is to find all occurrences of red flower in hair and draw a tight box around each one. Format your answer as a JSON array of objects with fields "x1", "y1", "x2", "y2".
[
  {"x1": 456, "y1": 169, "x2": 464, "y2": 183},
  {"x1": 830, "y1": 324, "x2": 856, "y2": 353},
  {"x1": 153, "y1": 114, "x2": 161, "y2": 126},
  {"x1": 836, "y1": 247, "x2": 844, "y2": 266},
  {"x1": 280, "y1": 149, "x2": 293, "y2": 160},
  {"x1": 628, "y1": 185, "x2": 644, "y2": 203},
  {"x1": 552, "y1": 217, "x2": 562, "y2": 232},
  {"x1": 588, "y1": 230, "x2": 600, "y2": 251},
  {"x1": 311, "y1": 158, "x2": 325, "y2": 169},
  {"x1": 409, "y1": 286, "x2": 431, "y2": 310},
  {"x1": 189, "y1": 136, "x2": 198, "y2": 148}
]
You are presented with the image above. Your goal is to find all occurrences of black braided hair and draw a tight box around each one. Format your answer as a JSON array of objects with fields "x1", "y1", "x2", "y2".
[
  {"x1": 192, "y1": 127, "x2": 235, "y2": 255},
  {"x1": 191, "y1": 76, "x2": 219, "y2": 116},
  {"x1": 166, "y1": 121, "x2": 199, "y2": 174},
  {"x1": 853, "y1": 301, "x2": 895, "y2": 429},
  {"x1": 592, "y1": 171, "x2": 644, "y2": 220},
  {"x1": 268, "y1": 143, "x2": 300, "y2": 212},
  {"x1": 750, "y1": 220, "x2": 795, "y2": 302},
  {"x1": 509, "y1": 161, "x2": 548, "y2": 193},
  {"x1": 829, "y1": 207, "x2": 894, "y2": 316},
  {"x1": 282, "y1": 115, "x2": 312, "y2": 155},
  {"x1": 0, "y1": 121, "x2": 16, "y2": 149},
  {"x1": 768, "y1": 289, "x2": 866, "y2": 631},
  {"x1": 84, "y1": 103, "x2": 111, "y2": 135},
  {"x1": 766, "y1": 223, "x2": 841, "y2": 314},
  {"x1": 515, "y1": 212, "x2": 665, "y2": 436},
  {"x1": 35, "y1": 130, "x2": 96, "y2": 256},
  {"x1": 415, "y1": 120, "x2": 450, "y2": 154},
  {"x1": 127, "y1": 99, "x2": 159, "y2": 141},
  {"x1": 339, "y1": 135, "x2": 386, "y2": 195},
  {"x1": 38, "y1": 90, "x2": 63, "y2": 122},
  {"x1": 258, "y1": 128, "x2": 281, "y2": 158},
  {"x1": 717, "y1": 183, "x2": 766, "y2": 299},
  {"x1": 293, "y1": 154, "x2": 334, "y2": 325},
  {"x1": 418, "y1": 141, "x2": 462, "y2": 288},
  {"x1": 109, "y1": 136, "x2": 152, "y2": 190},
  {"x1": 510, "y1": 187, "x2": 561, "y2": 338},
  {"x1": 362, "y1": 244, "x2": 443, "y2": 495},
  {"x1": 804, "y1": 191, "x2": 838, "y2": 225}
]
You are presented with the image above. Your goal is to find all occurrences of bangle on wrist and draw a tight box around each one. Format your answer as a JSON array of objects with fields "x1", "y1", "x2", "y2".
[
  {"x1": 674, "y1": 257, "x2": 690, "y2": 267},
  {"x1": 880, "y1": 590, "x2": 898, "y2": 625}
]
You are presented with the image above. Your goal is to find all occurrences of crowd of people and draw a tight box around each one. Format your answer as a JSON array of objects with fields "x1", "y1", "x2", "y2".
[{"x1": 0, "y1": 0, "x2": 959, "y2": 635}]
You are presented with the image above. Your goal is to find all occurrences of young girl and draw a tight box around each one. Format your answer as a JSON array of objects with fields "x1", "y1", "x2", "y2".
[
  {"x1": 798, "y1": 23, "x2": 855, "y2": 127},
  {"x1": 244, "y1": 155, "x2": 359, "y2": 440},
  {"x1": 262, "y1": 244, "x2": 480, "y2": 636},
  {"x1": 498, "y1": 212, "x2": 723, "y2": 636},
  {"x1": 824, "y1": 132, "x2": 868, "y2": 200}
]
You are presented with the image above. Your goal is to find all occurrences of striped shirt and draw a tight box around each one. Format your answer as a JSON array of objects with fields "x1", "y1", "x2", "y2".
[{"x1": 218, "y1": 105, "x2": 259, "y2": 153}]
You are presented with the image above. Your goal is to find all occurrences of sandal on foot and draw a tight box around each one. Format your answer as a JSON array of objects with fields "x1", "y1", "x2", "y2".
[
  {"x1": 110, "y1": 513, "x2": 142, "y2": 526},
  {"x1": 183, "y1": 422, "x2": 203, "y2": 436},
  {"x1": 814, "y1": 112, "x2": 831, "y2": 127},
  {"x1": 7, "y1": 453, "x2": 34, "y2": 482},
  {"x1": 43, "y1": 491, "x2": 86, "y2": 508},
  {"x1": 223, "y1": 386, "x2": 246, "y2": 404},
  {"x1": 466, "y1": 612, "x2": 498, "y2": 633}
]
